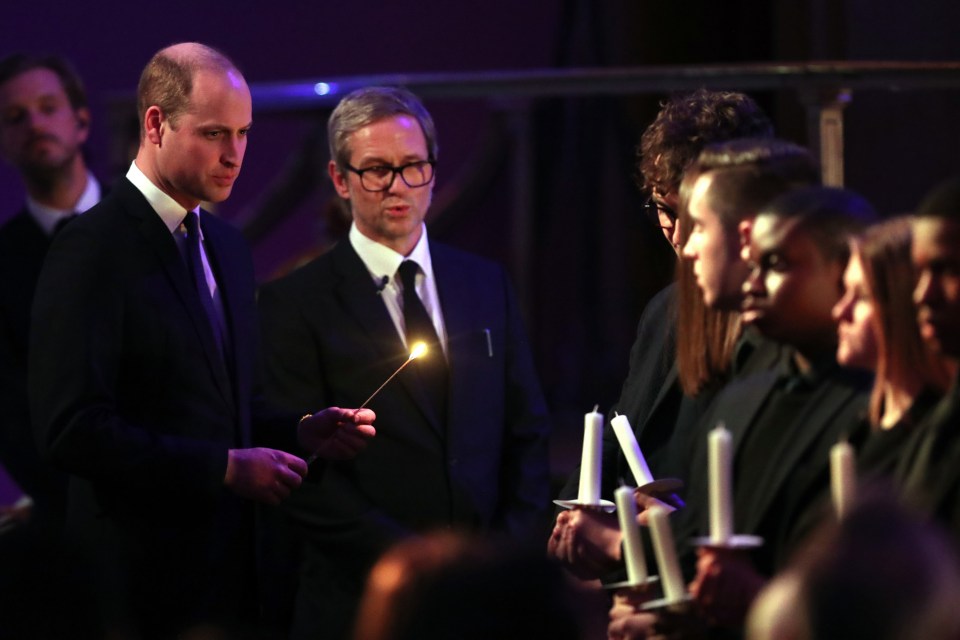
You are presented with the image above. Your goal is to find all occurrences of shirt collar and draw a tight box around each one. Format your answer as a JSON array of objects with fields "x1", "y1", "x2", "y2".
[
  {"x1": 26, "y1": 171, "x2": 101, "y2": 236},
  {"x1": 126, "y1": 161, "x2": 199, "y2": 234},
  {"x1": 348, "y1": 222, "x2": 434, "y2": 284}
]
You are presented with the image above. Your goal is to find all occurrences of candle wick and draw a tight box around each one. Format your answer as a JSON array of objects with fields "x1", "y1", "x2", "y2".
[{"x1": 592, "y1": 404, "x2": 599, "y2": 413}]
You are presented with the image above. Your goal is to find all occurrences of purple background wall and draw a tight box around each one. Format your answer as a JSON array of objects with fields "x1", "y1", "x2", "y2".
[{"x1": 3, "y1": 1, "x2": 960, "y2": 475}]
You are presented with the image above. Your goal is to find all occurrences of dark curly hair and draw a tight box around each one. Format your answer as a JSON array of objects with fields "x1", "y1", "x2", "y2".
[{"x1": 637, "y1": 88, "x2": 773, "y2": 196}]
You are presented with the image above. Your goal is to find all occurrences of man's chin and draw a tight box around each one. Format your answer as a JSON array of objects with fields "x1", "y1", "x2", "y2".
[{"x1": 741, "y1": 309, "x2": 761, "y2": 325}]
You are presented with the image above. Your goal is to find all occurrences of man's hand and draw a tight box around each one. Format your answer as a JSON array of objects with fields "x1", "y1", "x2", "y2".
[
  {"x1": 548, "y1": 507, "x2": 622, "y2": 580},
  {"x1": 608, "y1": 601, "x2": 659, "y2": 640},
  {"x1": 634, "y1": 492, "x2": 676, "y2": 526},
  {"x1": 224, "y1": 447, "x2": 308, "y2": 505},
  {"x1": 689, "y1": 546, "x2": 766, "y2": 629},
  {"x1": 298, "y1": 407, "x2": 376, "y2": 461},
  {"x1": 609, "y1": 590, "x2": 706, "y2": 640}
]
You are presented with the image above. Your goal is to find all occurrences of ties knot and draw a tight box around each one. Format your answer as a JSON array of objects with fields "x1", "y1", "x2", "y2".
[
  {"x1": 182, "y1": 211, "x2": 200, "y2": 236},
  {"x1": 398, "y1": 260, "x2": 421, "y2": 290}
]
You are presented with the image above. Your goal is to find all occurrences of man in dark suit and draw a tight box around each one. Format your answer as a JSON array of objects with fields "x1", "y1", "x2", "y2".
[
  {"x1": 0, "y1": 53, "x2": 101, "y2": 524},
  {"x1": 258, "y1": 86, "x2": 551, "y2": 640},
  {"x1": 0, "y1": 52, "x2": 103, "y2": 639},
  {"x1": 28, "y1": 43, "x2": 375, "y2": 639}
]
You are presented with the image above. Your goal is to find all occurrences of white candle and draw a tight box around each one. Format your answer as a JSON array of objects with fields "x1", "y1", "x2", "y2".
[
  {"x1": 611, "y1": 414, "x2": 655, "y2": 486},
  {"x1": 708, "y1": 425, "x2": 733, "y2": 543},
  {"x1": 615, "y1": 485, "x2": 648, "y2": 583},
  {"x1": 830, "y1": 440, "x2": 856, "y2": 518},
  {"x1": 577, "y1": 407, "x2": 604, "y2": 504},
  {"x1": 647, "y1": 505, "x2": 686, "y2": 603}
]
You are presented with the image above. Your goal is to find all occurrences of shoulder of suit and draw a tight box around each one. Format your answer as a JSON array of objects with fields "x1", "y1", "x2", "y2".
[
  {"x1": 429, "y1": 241, "x2": 504, "y2": 277},
  {"x1": 713, "y1": 368, "x2": 780, "y2": 405},
  {"x1": 0, "y1": 209, "x2": 39, "y2": 244},
  {"x1": 260, "y1": 244, "x2": 340, "y2": 297}
]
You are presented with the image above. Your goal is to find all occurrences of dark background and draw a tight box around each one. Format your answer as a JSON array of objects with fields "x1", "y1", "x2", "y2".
[{"x1": 3, "y1": 1, "x2": 959, "y2": 478}]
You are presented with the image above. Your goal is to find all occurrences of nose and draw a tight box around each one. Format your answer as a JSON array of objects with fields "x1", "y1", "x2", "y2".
[
  {"x1": 832, "y1": 290, "x2": 853, "y2": 323},
  {"x1": 23, "y1": 107, "x2": 47, "y2": 132},
  {"x1": 384, "y1": 169, "x2": 408, "y2": 194},
  {"x1": 670, "y1": 218, "x2": 684, "y2": 252},
  {"x1": 681, "y1": 234, "x2": 697, "y2": 260},
  {"x1": 914, "y1": 270, "x2": 937, "y2": 307},
  {"x1": 221, "y1": 135, "x2": 245, "y2": 167},
  {"x1": 743, "y1": 266, "x2": 764, "y2": 297}
]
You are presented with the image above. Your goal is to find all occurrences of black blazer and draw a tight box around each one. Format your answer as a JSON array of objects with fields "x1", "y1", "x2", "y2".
[
  {"x1": 258, "y1": 238, "x2": 551, "y2": 639},
  {"x1": 28, "y1": 178, "x2": 296, "y2": 636},
  {"x1": 0, "y1": 210, "x2": 57, "y2": 505},
  {"x1": 895, "y1": 381, "x2": 960, "y2": 542},
  {"x1": 676, "y1": 360, "x2": 869, "y2": 577}
]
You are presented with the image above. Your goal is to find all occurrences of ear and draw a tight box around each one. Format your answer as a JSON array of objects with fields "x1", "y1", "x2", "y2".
[
  {"x1": 738, "y1": 218, "x2": 754, "y2": 261},
  {"x1": 144, "y1": 105, "x2": 164, "y2": 145},
  {"x1": 329, "y1": 159, "x2": 350, "y2": 199},
  {"x1": 75, "y1": 107, "x2": 91, "y2": 143}
]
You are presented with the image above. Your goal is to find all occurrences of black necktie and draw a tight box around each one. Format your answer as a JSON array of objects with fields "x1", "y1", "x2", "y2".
[
  {"x1": 397, "y1": 260, "x2": 447, "y2": 421},
  {"x1": 182, "y1": 211, "x2": 225, "y2": 356}
]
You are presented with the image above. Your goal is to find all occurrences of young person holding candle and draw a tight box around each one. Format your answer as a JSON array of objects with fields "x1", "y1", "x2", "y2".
[
  {"x1": 600, "y1": 140, "x2": 827, "y2": 639},
  {"x1": 678, "y1": 187, "x2": 876, "y2": 634},
  {"x1": 550, "y1": 89, "x2": 774, "y2": 582},
  {"x1": 893, "y1": 176, "x2": 960, "y2": 544},
  {"x1": 834, "y1": 218, "x2": 951, "y2": 475},
  {"x1": 769, "y1": 217, "x2": 953, "y2": 582}
]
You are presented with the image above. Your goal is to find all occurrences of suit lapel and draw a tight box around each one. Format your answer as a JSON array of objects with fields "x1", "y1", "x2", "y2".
[
  {"x1": 432, "y1": 244, "x2": 487, "y2": 438},
  {"x1": 726, "y1": 371, "x2": 780, "y2": 451},
  {"x1": 744, "y1": 377, "x2": 860, "y2": 532},
  {"x1": 120, "y1": 182, "x2": 235, "y2": 408},
  {"x1": 331, "y1": 242, "x2": 448, "y2": 433},
  {"x1": 199, "y1": 215, "x2": 241, "y2": 410},
  {"x1": 643, "y1": 363, "x2": 680, "y2": 425}
]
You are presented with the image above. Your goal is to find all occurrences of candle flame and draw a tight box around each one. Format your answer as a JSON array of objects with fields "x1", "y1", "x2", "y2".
[{"x1": 409, "y1": 342, "x2": 428, "y2": 360}]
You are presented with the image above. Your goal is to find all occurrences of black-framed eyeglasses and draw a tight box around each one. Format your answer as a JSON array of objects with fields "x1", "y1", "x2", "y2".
[
  {"x1": 345, "y1": 160, "x2": 436, "y2": 192},
  {"x1": 643, "y1": 196, "x2": 678, "y2": 231}
]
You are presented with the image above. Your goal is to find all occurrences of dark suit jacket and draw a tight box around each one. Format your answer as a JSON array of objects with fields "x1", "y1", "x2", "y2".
[
  {"x1": 895, "y1": 379, "x2": 960, "y2": 543},
  {"x1": 676, "y1": 357, "x2": 870, "y2": 577},
  {"x1": 258, "y1": 238, "x2": 551, "y2": 639},
  {"x1": 0, "y1": 210, "x2": 59, "y2": 507},
  {"x1": 28, "y1": 178, "x2": 297, "y2": 637}
]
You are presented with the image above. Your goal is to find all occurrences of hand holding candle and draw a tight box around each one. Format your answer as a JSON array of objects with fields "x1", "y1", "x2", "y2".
[
  {"x1": 305, "y1": 343, "x2": 425, "y2": 465},
  {"x1": 830, "y1": 440, "x2": 855, "y2": 518},
  {"x1": 615, "y1": 485, "x2": 648, "y2": 585}
]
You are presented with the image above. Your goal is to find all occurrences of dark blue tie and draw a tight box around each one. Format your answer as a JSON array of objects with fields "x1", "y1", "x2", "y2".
[
  {"x1": 182, "y1": 211, "x2": 225, "y2": 356},
  {"x1": 397, "y1": 260, "x2": 447, "y2": 421}
]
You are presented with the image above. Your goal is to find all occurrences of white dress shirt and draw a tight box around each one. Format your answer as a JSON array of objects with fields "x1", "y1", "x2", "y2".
[{"x1": 348, "y1": 222, "x2": 448, "y2": 359}]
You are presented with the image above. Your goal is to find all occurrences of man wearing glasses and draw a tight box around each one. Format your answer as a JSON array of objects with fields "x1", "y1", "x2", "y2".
[{"x1": 258, "y1": 86, "x2": 551, "y2": 640}]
